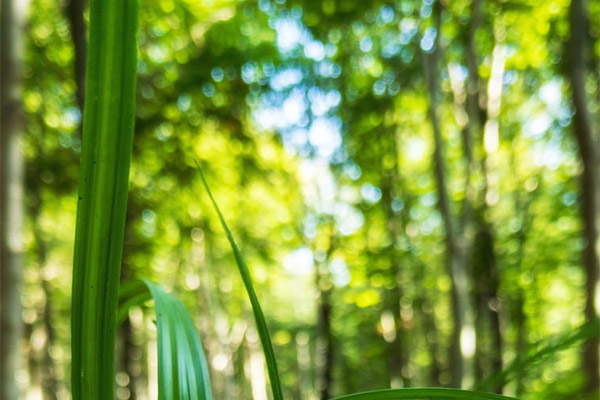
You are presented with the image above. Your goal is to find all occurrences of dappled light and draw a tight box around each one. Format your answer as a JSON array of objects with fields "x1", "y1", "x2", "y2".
[{"x1": 0, "y1": 0, "x2": 599, "y2": 399}]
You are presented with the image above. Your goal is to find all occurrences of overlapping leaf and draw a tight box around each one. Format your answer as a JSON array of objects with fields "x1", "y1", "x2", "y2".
[{"x1": 118, "y1": 279, "x2": 213, "y2": 400}]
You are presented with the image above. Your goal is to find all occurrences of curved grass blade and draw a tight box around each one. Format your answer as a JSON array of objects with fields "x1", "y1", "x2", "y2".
[
  {"x1": 118, "y1": 279, "x2": 213, "y2": 400},
  {"x1": 330, "y1": 388, "x2": 520, "y2": 400},
  {"x1": 476, "y1": 318, "x2": 600, "y2": 391},
  {"x1": 70, "y1": 0, "x2": 138, "y2": 398},
  {"x1": 116, "y1": 279, "x2": 151, "y2": 326},
  {"x1": 196, "y1": 163, "x2": 284, "y2": 400}
]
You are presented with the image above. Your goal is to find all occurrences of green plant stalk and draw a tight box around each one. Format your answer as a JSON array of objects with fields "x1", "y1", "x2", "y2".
[{"x1": 70, "y1": 0, "x2": 138, "y2": 398}]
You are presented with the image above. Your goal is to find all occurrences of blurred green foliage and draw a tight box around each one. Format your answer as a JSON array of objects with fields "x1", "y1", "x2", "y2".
[{"x1": 15, "y1": 0, "x2": 600, "y2": 399}]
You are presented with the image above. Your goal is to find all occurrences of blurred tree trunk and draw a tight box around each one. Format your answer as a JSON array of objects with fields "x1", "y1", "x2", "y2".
[
  {"x1": 316, "y1": 222, "x2": 335, "y2": 400},
  {"x1": 383, "y1": 151, "x2": 442, "y2": 386},
  {"x1": 419, "y1": 283, "x2": 442, "y2": 385},
  {"x1": 463, "y1": 1, "x2": 504, "y2": 390},
  {"x1": 567, "y1": 0, "x2": 600, "y2": 393},
  {"x1": 31, "y1": 201, "x2": 58, "y2": 400},
  {"x1": 508, "y1": 151, "x2": 534, "y2": 395},
  {"x1": 380, "y1": 136, "x2": 411, "y2": 388},
  {"x1": 382, "y1": 196, "x2": 409, "y2": 388},
  {"x1": 1, "y1": 0, "x2": 29, "y2": 398},
  {"x1": 479, "y1": 39, "x2": 505, "y2": 394},
  {"x1": 472, "y1": 224, "x2": 501, "y2": 389},
  {"x1": 117, "y1": 317, "x2": 138, "y2": 399},
  {"x1": 64, "y1": 0, "x2": 87, "y2": 118},
  {"x1": 316, "y1": 280, "x2": 333, "y2": 400},
  {"x1": 295, "y1": 330, "x2": 313, "y2": 399},
  {"x1": 40, "y1": 279, "x2": 58, "y2": 400},
  {"x1": 423, "y1": 0, "x2": 472, "y2": 388},
  {"x1": 119, "y1": 201, "x2": 141, "y2": 399}
]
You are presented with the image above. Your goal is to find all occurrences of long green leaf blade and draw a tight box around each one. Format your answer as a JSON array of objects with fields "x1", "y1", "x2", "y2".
[
  {"x1": 196, "y1": 164, "x2": 284, "y2": 400},
  {"x1": 118, "y1": 279, "x2": 213, "y2": 400},
  {"x1": 476, "y1": 318, "x2": 600, "y2": 391},
  {"x1": 70, "y1": 0, "x2": 138, "y2": 398},
  {"x1": 330, "y1": 388, "x2": 519, "y2": 400}
]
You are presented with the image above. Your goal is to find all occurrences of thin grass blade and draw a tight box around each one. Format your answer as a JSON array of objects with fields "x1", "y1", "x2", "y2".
[
  {"x1": 329, "y1": 388, "x2": 520, "y2": 400},
  {"x1": 476, "y1": 318, "x2": 600, "y2": 391},
  {"x1": 196, "y1": 163, "x2": 284, "y2": 400}
]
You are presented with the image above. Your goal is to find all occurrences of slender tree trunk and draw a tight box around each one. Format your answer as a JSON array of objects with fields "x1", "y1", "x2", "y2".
[
  {"x1": 394, "y1": 162, "x2": 442, "y2": 387},
  {"x1": 40, "y1": 280, "x2": 58, "y2": 400},
  {"x1": 423, "y1": 0, "x2": 472, "y2": 388},
  {"x1": 506, "y1": 150, "x2": 537, "y2": 395},
  {"x1": 296, "y1": 330, "x2": 313, "y2": 399},
  {"x1": 317, "y1": 284, "x2": 333, "y2": 400},
  {"x1": 512, "y1": 286, "x2": 527, "y2": 395},
  {"x1": 380, "y1": 134, "x2": 411, "y2": 388},
  {"x1": 25, "y1": 322, "x2": 40, "y2": 397},
  {"x1": 316, "y1": 224, "x2": 335, "y2": 400},
  {"x1": 466, "y1": 0, "x2": 484, "y2": 136},
  {"x1": 1, "y1": 0, "x2": 29, "y2": 398},
  {"x1": 411, "y1": 244, "x2": 442, "y2": 386},
  {"x1": 463, "y1": 1, "x2": 505, "y2": 389},
  {"x1": 117, "y1": 317, "x2": 138, "y2": 399},
  {"x1": 119, "y1": 197, "x2": 141, "y2": 399},
  {"x1": 472, "y1": 223, "x2": 502, "y2": 390},
  {"x1": 480, "y1": 30, "x2": 506, "y2": 394},
  {"x1": 567, "y1": 0, "x2": 600, "y2": 393},
  {"x1": 421, "y1": 293, "x2": 442, "y2": 385},
  {"x1": 64, "y1": 0, "x2": 87, "y2": 117},
  {"x1": 31, "y1": 201, "x2": 58, "y2": 400}
]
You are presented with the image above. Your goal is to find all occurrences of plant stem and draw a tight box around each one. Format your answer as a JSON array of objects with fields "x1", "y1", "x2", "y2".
[{"x1": 71, "y1": 1, "x2": 138, "y2": 398}]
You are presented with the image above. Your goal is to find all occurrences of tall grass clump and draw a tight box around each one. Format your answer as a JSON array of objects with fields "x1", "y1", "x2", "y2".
[{"x1": 69, "y1": 0, "x2": 556, "y2": 399}]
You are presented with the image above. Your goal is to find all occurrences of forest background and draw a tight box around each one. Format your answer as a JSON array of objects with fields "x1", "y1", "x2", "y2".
[{"x1": 1, "y1": 0, "x2": 599, "y2": 399}]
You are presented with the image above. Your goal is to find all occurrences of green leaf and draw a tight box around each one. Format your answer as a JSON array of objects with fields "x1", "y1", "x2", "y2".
[
  {"x1": 70, "y1": 0, "x2": 138, "y2": 398},
  {"x1": 476, "y1": 318, "x2": 600, "y2": 391},
  {"x1": 118, "y1": 279, "x2": 213, "y2": 400},
  {"x1": 196, "y1": 163, "x2": 284, "y2": 400},
  {"x1": 329, "y1": 388, "x2": 520, "y2": 400},
  {"x1": 116, "y1": 279, "x2": 152, "y2": 326}
]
